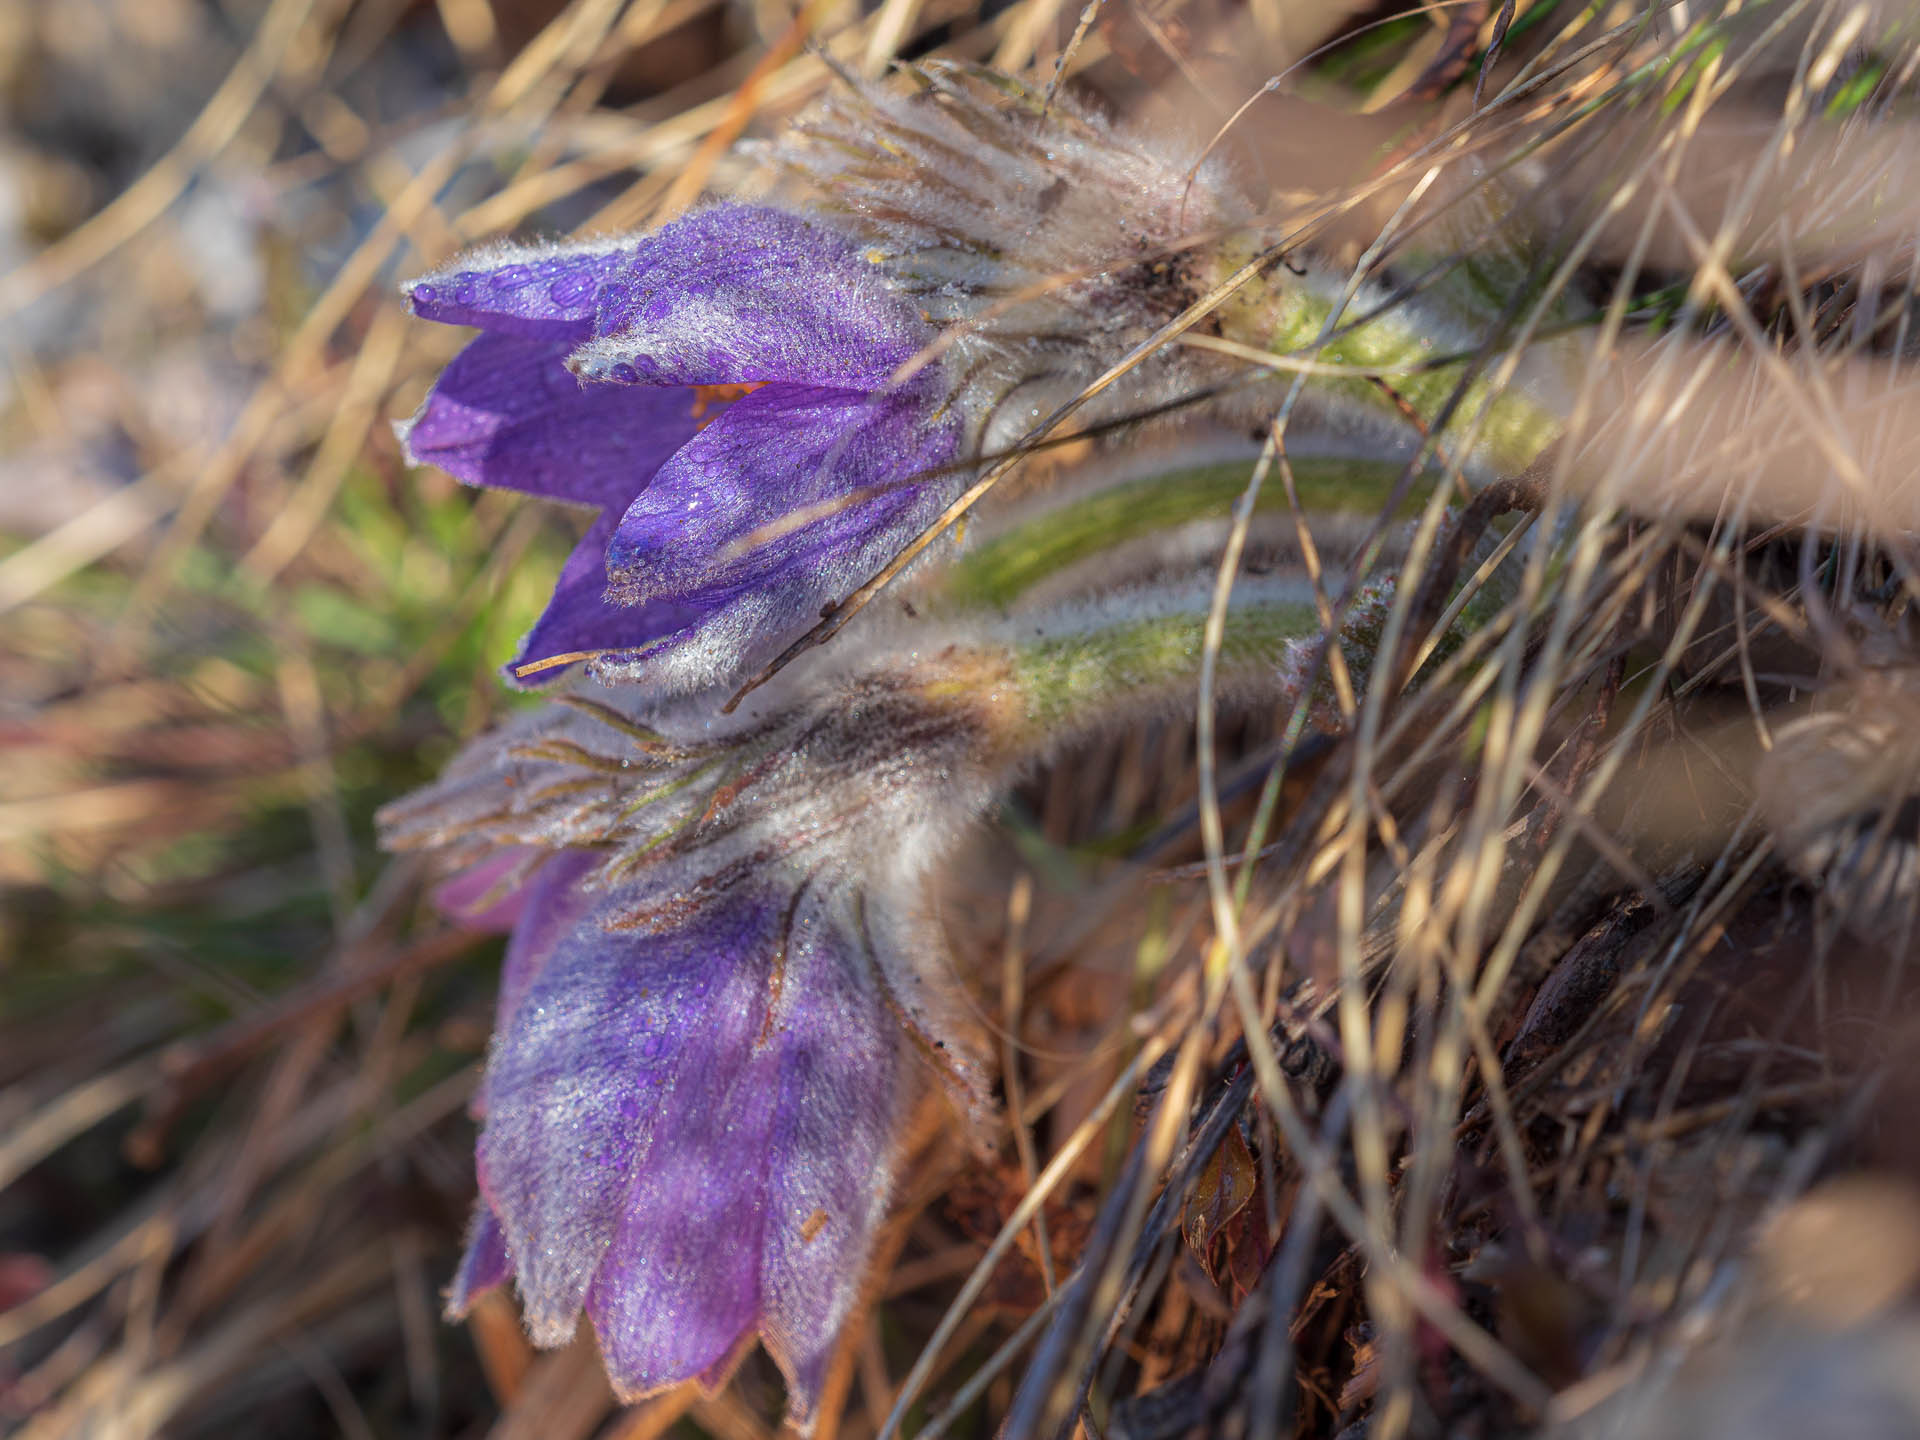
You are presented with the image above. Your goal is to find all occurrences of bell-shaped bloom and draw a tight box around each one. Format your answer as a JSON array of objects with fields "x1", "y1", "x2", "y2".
[
  {"x1": 442, "y1": 863, "x2": 918, "y2": 1425},
  {"x1": 385, "y1": 665, "x2": 1005, "y2": 1427},
  {"x1": 398, "y1": 205, "x2": 962, "y2": 692}
]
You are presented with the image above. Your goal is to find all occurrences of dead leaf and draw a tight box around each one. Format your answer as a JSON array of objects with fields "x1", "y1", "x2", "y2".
[{"x1": 1184, "y1": 1126, "x2": 1258, "y2": 1284}]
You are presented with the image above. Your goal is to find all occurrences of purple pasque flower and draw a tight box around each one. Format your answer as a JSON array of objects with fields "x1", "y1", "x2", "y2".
[
  {"x1": 397, "y1": 205, "x2": 961, "y2": 693},
  {"x1": 443, "y1": 863, "x2": 918, "y2": 1423},
  {"x1": 381, "y1": 672, "x2": 1000, "y2": 1425}
]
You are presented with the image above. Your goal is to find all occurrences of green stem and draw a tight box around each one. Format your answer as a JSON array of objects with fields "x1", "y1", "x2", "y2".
[
  {"x1": 1009, "y1": 597, "x2": 1337, "y2": 735},
  {"x1": 942, "y1": 457, "x2": 1415, "y2": 613},
  {"x1": 1208, "y1": 249, "x2": 1566, "y2": 475}
]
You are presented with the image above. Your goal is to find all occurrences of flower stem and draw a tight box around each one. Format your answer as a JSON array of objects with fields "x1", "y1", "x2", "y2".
[
  {"x1": 1009, "y1": 597, "x2": 1331, "y2": 734},
  {"x1": 942, "y1": 456, "x2": 1414, "y2": 612},
  {"x1": 1208, "y1": 248, "x2": 1566, "y2": 474}
]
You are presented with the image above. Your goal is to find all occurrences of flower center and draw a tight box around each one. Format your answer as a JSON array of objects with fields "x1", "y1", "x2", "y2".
[{"x1": 689, "y1": 382, "x2": 768, "y2": 428}]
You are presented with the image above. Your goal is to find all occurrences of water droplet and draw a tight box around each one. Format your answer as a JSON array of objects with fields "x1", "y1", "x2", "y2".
[{"x1": 491, "y1": 264, "x2": 532, "y2": 289}]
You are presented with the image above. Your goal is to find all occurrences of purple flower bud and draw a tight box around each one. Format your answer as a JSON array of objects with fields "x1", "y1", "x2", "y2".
[
  {"x1": 397, "y1": 70, "x2": 1292, "y2": 695},
  {"x1": 398, "y1": 207, "x2": 962, "y2": 693},
  {"x1": 386, "y1": 659, "x2": 1017, "y2": 1425},
  {"x1": 434, "y1": 856, "x2": 950, "y2": 1425}
]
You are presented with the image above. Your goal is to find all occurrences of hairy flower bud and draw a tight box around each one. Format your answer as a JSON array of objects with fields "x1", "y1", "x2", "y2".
[{"x1": 399, "y1": 206, "x2": 962, "y2": 693}]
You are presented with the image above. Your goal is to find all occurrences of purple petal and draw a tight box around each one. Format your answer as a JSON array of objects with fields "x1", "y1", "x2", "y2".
[
  {"x1": 584, "y1": 1010, "x2": 780, "y2": 1400},
  {"x1": 578, "y1": 571, "x2": 781, "y2": 693},
  {"x1": 497, "y1": 849, "x2": 602, "y2": 1032},
  {"x1": 566, "y1": 206, "x2": 932, "y2": 391},
  {"x1": 433, "y1": 848, "x2": 538, "y2": 933},
  {"x1": 395, "y1": 329, "x2": 726, "y2": 687},
  {"x1": 476, "y1": 891, "x2": 784, "y2": 1357},
  {"x1": 578, "y1": 463, "x2": 958, "y2": 695},
  {"x1": 399, "y1": 332, "x2": 702, "y2": 509},
  {"x1": 408, "y1": 241, "x2": 637, "y2": 340},
  {"x1": 446, "y1": 1203, "x2": 513, "y2": 1318},
  {"x1": 606, "y1": 386, "x2": 956, "y2": 608},
  {"x1": 504, "y1": 506, "x2": 704, "y2": 689},
  {"x1": 756, "y1": 892, "x2": 908, "y2": 1422}
]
